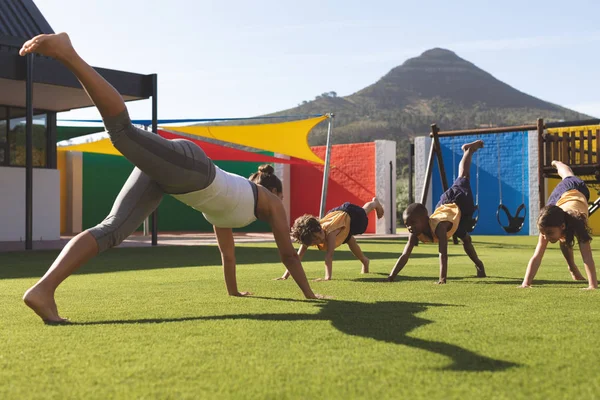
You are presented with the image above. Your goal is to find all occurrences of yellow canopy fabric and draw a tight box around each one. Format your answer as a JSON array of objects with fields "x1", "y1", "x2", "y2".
[
  {"x1": 57, "y1": 132, "x2": 121, "y2": 156},
  {"x1": 164, "y1": 115, "x2": 328, "y2": 164}
]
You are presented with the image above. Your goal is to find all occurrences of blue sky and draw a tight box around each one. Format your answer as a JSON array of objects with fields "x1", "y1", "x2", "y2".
[{"x1": 34, "y1": 0, "x2": 600, "y2": 121}]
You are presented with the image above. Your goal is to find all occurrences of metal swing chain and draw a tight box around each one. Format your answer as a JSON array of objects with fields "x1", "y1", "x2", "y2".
[
  {"x1": 452, "y1": 136, "x2": 456, "y2": 182},
  {"x1": 521, "y1": 132, "x2": 526, "y2": 205},
  {"x1": 497, "y1": 135, "x2": 503, "y2": 205},
  {"x1": 476, "y1": 144, "x2": 480, "y2": 206}
]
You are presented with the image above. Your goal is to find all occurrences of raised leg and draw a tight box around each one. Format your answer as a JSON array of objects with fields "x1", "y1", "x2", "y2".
[
  {"x1": 458, "y1": 140, "x2": 484, "y2": 179},
  {"x1": 20, "y1": 33, "x2": 125, "y2": 119},
  {"x1": 20, "y1": 33, "x2": 216, "y2": 194},
  {"x1": 551, "y1": 160, "x2": 575, "y2": 179},
  {"x1": 363, "y1": 197, "x2": 384, "y2": 219}
]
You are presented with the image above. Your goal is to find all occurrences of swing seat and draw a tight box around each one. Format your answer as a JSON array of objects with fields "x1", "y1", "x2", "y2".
[
  {"x1": 460, "y1": 205, "x2": 479, "y2": 233},
  {"x1": 496, "y1": 204, "x2": 527, "y2": 234}
]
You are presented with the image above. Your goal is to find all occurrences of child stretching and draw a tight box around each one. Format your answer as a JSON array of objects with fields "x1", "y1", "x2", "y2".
[
  {"x1": 277, "y1": 198, "x2": 384, "y2": 281},
  {"x1": 387, "y1": 140, "x2": 486, "y2": 284},
  {"x1": 520, "y1": 161, "x2": 597, "y2": 289}
]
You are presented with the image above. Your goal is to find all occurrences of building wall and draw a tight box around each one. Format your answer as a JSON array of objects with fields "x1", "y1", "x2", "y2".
[
  {"x1": 289, "y1": 142, "x2": 386, "y2": 234},
  {"x1": 80, "y1": 153, "x2": 272, "y2": 233},
  {"x1": 0, "y1": 166, "x2": 60, "y2": 241}
]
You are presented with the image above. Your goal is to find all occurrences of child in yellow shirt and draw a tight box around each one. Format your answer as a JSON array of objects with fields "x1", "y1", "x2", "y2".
[
  {"x1": 387, "y1": 140, "x2": 486, "y2": 284},
  {"x1": 520, "y1": 161, "x2": 597, "y2": 289},
  {"x1": 277, "y1": 198, "x2": 384, "y2": 281}
]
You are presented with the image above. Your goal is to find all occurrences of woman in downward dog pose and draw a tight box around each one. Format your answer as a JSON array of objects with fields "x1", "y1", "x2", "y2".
[{"x1": 20, "y1": 33, "x2": 327, "y2": 324}]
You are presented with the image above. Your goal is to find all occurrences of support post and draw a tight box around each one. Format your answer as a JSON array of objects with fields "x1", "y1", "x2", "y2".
[
  {"x1": 408, "y1": 142, "x2": 414, "y2": 204},
  {"x1": 431, "y1": 124, "x2": 450, "y2": 191},
  {"x1": 420, "y1": 138, "x2": 436, "y2": 204},
  {"x1": 151, "y1": 74, "x2": 158, "y2": 246},
  {"x1": 25, "y1": 53, "x2": 34, "y2": 250},
  {"x1": 537, "y1": 118, "x2": 545, "y2": 210},
  {"x1": 319, "y1": 114, "x2": 334, "y2": 218}
]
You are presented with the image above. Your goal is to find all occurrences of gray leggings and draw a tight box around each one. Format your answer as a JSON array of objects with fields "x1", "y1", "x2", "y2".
[{"x1": 87, "y1": 110, "x2": 216, "y2": 252}]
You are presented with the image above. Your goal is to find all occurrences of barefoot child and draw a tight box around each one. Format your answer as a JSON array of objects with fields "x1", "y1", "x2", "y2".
[
  {"x1": 277, "y1": 198, "x2": 384, "y2": 281},
  {"x1": 387, "y1": 140, "x2": 486, "y2": 284},
  {"x1": 19, "y1": 33, "x2": 327, "y2": 324},
  {"x1": 520, "y1": 161, "x2": 597, "y2": 289}
]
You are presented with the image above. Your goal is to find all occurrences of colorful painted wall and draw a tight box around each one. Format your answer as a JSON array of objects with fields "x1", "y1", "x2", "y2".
[
  {"x1": 428, "y1": 131, "x2": 531, "y2": 235},
  {"x1": 79, "y1": 153, "x2": 271, "y2": 233},
  {"x1": 290, "y1": 142, "x2": 378, "y2": 233}
]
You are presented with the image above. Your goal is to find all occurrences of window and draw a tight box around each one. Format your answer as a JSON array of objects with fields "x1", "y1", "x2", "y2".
[
  {"x1": 0, "y1": 106, "x2": 48, "y2": 167},
  {"x1": 0, "y1": 118, "x2": 6, "y2": 164}
]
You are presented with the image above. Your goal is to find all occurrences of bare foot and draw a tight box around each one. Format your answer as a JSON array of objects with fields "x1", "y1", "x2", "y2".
[
  {"x1": 361, "y1": 258, "x2": 370, "y2": 274},
  {"x1": 19, "y1": 32, "x2": 75, "y2": 61},
  {"x1": 518, "y1": 284, "x2": 532, "y2": 289},
  {"x1": 23, "y1": 286, "x2": 68, "y2": 324},
  {"x1": 372, "y1": 197, "x2": 384, "y2": 219},
  {"x1": 313, "y1": 277, "x2": 331, "y2": 282},
  {"x1": 461, "y1": 140, "x2": 484, "y2": 152},
  {"x1": 436, "y1": 279, "x2": 447, "y2": 285}
]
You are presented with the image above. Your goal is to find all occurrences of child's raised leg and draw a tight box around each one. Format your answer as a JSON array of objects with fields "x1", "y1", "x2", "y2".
[
  {"x1": 363, "y1": 197, "x2": 384, "y2": 219},
  {"x1": 347, "y1": 237, "x2": 369, "y2": 273},
  {"x1": 459, "y1": 140, "x2": 484, "y2": 178},
  {"x1": 551, "y1": 160, "x2": 575, "y2": 179}
]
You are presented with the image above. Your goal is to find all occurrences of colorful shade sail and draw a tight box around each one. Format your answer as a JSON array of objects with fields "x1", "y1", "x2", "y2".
[
  {"x1": 165, "y1": 115, "x2": 328, "y2": 164},
  {"x1": 56, "y1": 130, "x2": 310, "y2": 164}
]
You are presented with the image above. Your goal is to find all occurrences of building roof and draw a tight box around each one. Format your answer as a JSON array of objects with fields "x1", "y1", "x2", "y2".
[
  {"x1": 0, "y1": 0, "x2": 53, "y2": 48},
  {"x1": 0, "y1": 0, "x2": 154, "y2": 112}
]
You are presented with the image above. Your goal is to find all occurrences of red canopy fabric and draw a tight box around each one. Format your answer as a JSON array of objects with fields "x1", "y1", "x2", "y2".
[{"x1": 158, "y1": 130, "x2": 308, "y2": 164}]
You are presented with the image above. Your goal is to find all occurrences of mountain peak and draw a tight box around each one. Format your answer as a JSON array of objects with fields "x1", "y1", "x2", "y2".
[{"x1": 418, "y1": 48, "x2": 460, "y2": 60}]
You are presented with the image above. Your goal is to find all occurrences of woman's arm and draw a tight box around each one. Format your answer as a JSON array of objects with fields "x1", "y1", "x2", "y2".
[
  {"x1": 520, "y1": 234, "x2": 548, "y2": 287},
  {"x1": 213, "y1": 226, "x2": 251, "y2": 296},
  {"x1": 263, "y1": 195, "x2": 323, "y2": 298}
]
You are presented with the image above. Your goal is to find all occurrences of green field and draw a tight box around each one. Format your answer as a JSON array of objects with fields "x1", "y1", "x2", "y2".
[{"x1": 1, "y1": 236, "x2": 599, "y2": 399}]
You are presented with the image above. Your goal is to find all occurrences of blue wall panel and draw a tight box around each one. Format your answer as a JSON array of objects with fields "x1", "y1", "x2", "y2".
[{"x1": 431, "y1": 131, "x2": 529, "y2": 235}]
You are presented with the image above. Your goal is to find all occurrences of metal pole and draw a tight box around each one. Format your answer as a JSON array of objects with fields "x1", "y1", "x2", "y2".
[
  {"x1": 25, "y1": 53, "x2": 34, "y2": 250},
  {"x1": 389, "y1": 161, "x2": 393, "y2": 234},
  {"x1": 421, "y1": 139, "x2": 436, "y2": 204},
  {"x1": 319, "y1": 114, "x2": 334, "y2": 218},
  {"x1": 431, "y1": 124, "x2": 450, "y2": 191},
  {"x1": 537, "y1": 118, "x2": 545, "y2": 210},
  {"x1": 151, "y1": 74, "x2": 158, "y2": 246},
  {"x1": 408, "y1": 142, "x2": 414, "y2": 204}
]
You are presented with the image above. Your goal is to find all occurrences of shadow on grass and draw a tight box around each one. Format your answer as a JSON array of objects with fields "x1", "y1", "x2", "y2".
[
  {"x1": 472, "y1": 277, "x2": 586, "y2": 286},
  {"x1": 72, "y1": 298, "x2": 519, "y2": 372},
  {"x1": 0, "y1": 245, "x2": 416, "y2": 280},
  {"x1": 349, "y1": 274, "x2": 475, "y2": 283}
]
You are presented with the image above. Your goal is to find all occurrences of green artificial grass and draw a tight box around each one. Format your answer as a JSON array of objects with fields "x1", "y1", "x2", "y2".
[{"x1": 1, "y1": 236, "x2": 599, "y2": 399}]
